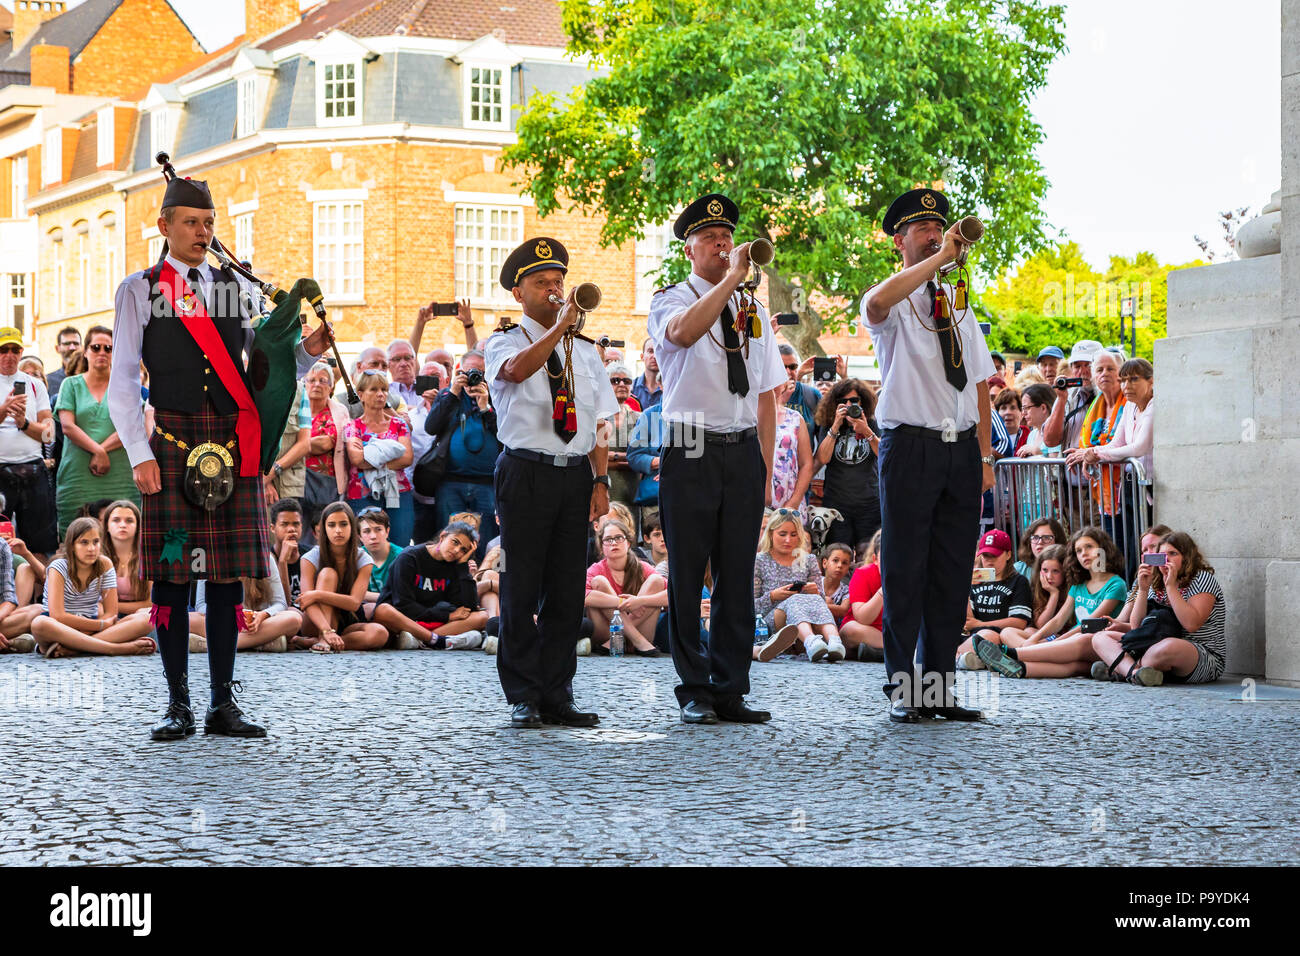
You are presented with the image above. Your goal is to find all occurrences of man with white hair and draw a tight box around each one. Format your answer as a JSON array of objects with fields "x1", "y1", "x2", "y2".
[{"x1": 1042, "y1": 338, "x2": 1100, "y2": 450}]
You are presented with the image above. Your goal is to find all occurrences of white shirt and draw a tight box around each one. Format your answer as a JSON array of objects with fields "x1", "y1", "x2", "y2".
[
  {"x1": 0, "y1": 371, "x2": 51, "y2": 464},
  {"x1": 108, "y1": 254, "x2": 319, "y2": 468},
  {"x1": 485, "y1": 315, "x2": 618, "y2": 457},
  {"x1": 862, "y1": 279, "x2": 996, "y2": 431},
  {"x1": 647, "y1": 273, "x2": 786, "y2": 431}
]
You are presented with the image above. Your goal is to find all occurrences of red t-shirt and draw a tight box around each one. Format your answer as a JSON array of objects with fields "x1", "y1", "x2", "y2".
[
  {"x1": 845, "y1": 563, "x2": 883, "y2": 630},
  {"x1": 586, "y1": 557, "x2": 657, "y2": 595}
]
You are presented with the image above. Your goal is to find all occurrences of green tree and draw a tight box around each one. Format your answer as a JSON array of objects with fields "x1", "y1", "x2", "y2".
[
  {"x1": 504, "y1": 0, "x2": 1067, "y2": 358},
  {"x1": 982, "y1": 242, "x2": 1203, "y2": 360}
]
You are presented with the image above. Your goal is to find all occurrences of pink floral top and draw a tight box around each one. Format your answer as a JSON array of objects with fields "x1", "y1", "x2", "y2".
[
  {"x1": 344, "y1": 416, "x2": 413, "y2": 499},
  {"x1": 306, "y1": 406, "x2": 338, "y2": 476}
]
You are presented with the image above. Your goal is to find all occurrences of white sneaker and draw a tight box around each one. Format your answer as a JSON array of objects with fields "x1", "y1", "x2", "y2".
[
  {"x1": 258, "y1": 635, "x2": 288, "y2": 653},
  {"x1": 188, "y1": 633, "x2": 207, "y2": 653},
  {"x1": 825, "y1": 636, "x2": 846, "y2": 662},
  {"x1": 956, "y1": 651, "x2": 985, "y2": 671},
  {"x1": 394, "y1": 630, "x2": 423, "y2": 650},
  {"x1": 445, "y1": 630, "x2": 483, "y2": 650},
  {"x1": 757, "y1": 623, "x2": 799, "y2": 663},
  {"x1": 482, "y1": 635, "x2": 499, "y2": 655},
  {"x1": 806, "y1": 637, "x2": 829, "y2": 662},
  {"x1": 575, "y1": 637, "x2": 591, "y2": 657}
]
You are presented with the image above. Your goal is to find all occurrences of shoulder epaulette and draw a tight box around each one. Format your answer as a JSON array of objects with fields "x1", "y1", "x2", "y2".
[
  {"x1": 653, "y1": 283, "x2": 677, "y2": 296},
  {"x1": 494, "y1": 320, "x2": 518, "y2": 333}
]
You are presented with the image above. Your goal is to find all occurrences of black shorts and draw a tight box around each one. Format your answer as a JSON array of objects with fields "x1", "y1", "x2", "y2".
[{"x1": 0, "y1": 459, "x2": 58, "y2": 554}]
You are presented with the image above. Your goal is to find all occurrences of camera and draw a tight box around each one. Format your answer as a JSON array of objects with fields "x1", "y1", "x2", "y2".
[
  {"x1": 415, "y1": 374, "x2": 441, "y2": 394},
  {"x1": 596, "y1": 336, "x2": 626, "y2": 349},
  {"x1": 464, "y1": 369, "x2": 484, "y2": 388},
  {"x1": 813, "y1": 357, "x2": 837, "y2": 382},
  {"x1": 846, "y1": 404, "x2": 864, "y2": 420},
  {"x1": 431, "y1": 302, "x2": 460, "y2": 316},
  {"x1": 1054, "y1": 376, "x2": 1084, "y2": 390},
  {"x1": 324, "y1": 356, "x2": 337, "y2": 368},
  {"x1": 775, "y1": 312, "x2": 800, "y2": 326}
]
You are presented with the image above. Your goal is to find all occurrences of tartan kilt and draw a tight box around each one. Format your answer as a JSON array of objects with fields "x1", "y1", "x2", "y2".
[{"x1": 141, "y1": 406, "x2": 270, "y2": 582}]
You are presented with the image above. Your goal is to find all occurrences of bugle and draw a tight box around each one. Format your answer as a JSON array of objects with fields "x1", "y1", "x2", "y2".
[
  {"x1": 940, "y1": 216, "x2": 983, "y2": 274},
  {"x1": 547, "y1": 282, "x2": 602, "y2": 332}
]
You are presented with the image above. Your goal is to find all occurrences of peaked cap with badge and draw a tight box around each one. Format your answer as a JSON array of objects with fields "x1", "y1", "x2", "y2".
[
  {"x1": 883, "y1": 188, "x2": 949, "y2": 236},
  {"x1": 673, "y1": 193, "x2": 739, "y2": 240},
  {"x1": 500, "y1": 237, "x2": 569, "y2": 290}
]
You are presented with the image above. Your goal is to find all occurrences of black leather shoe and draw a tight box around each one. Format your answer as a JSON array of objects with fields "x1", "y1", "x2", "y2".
[
  {"x1": 151, "y1": 673, "x2": 196, "y2": 741},
  {"x1": 714, "y1": 699, "x2": 771, "y2": 723},
  {"x1": 679, "y1": 700, "x2": 718, "y2": 724},
  {"x1": 922, "y1": 703, "x2": 984, "y2": 721},
  {"x1": 540, "y1": 701, "x2": 600, "y2": 727},
  {"x1": 511, "y1": 701, "x2": 543, "y2": 728},
  {"x1": 203, "y1": 681, "x2": 267, "y2": 737},
  {"x1": 889, "y1": 701, "x2": 923, "y2": 723}
]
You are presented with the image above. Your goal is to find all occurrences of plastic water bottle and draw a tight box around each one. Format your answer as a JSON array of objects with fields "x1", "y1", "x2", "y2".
[
  {"x1": 755, "y1": 615, "x2": 769, "y2": 644},
  {"x1": 609, "y1": 611, "x2": 625, "y2": 657}
]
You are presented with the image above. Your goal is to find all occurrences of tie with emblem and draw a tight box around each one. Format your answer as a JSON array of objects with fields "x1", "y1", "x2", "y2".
[
  {"x1": 187, "y1": 267, "x2": 210, "y2": 316},
  {"x1": 721, "y1": 301, "x2": 750, "y2": 397},
  {"x1": 927, "y1": 280, "x2": 967, "y2": 392}
]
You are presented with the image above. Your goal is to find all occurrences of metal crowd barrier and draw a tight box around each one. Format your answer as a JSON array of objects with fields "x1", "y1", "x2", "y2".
[{"x1": 993, "y1": 456, "x2": 1153, "y2": 578}]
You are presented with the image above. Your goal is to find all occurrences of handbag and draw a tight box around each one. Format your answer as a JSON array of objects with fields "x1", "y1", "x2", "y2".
[
  {"x1": 1120, "y1": 601, "x2": 1182, "y2": 658},
  {"x1": 413, "y1": 429, "x2": 453, "y2": 498}
]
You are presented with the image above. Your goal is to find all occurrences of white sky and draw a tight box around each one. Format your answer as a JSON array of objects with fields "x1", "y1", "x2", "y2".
[{"x1": 6, "y1": 0, "x2": 1283, "y2": 267}]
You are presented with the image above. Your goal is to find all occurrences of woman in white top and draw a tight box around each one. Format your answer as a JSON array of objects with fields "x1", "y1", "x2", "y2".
[
  {"x1": 1091, "y1": 358, "x2": 1153, "y2": 487},
  {"x1": 30, "y1": 517, "x2": 155, "y2": 657}
]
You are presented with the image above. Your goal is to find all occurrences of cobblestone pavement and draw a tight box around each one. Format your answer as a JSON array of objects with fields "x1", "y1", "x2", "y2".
[{"x1": 2, "y1": 649, "x2": 1298, "y2": 866}]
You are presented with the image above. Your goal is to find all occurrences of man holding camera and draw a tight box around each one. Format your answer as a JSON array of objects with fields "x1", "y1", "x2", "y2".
[
  {"x1": 423, "y1": 349, "x2": 500, "y2": 561},
  {"x1": 861, "y1": 188, "x2": 997, "y2": 724}
]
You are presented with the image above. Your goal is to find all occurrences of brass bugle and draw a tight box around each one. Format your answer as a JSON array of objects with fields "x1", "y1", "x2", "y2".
[
  {"x1": 547, "y1": 282, "x2": 602, "y2": 312},
  {"x1": 941, "y1": 216, "x2": 984, "y2": 273},
  {"x1": 716, "y1": 238, "x2": 775, "y2": 267}
]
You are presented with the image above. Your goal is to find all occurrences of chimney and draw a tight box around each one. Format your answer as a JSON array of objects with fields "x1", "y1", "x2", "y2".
[
  {"x1": 29, "y1": 43, "x2": 71, "y2": 95},
  {"x1": 245, "y1": 0, "x2": 302, "y2": 46},
  {"x1": 12, "y1": 0, "x2": 67, "y2": 51}
]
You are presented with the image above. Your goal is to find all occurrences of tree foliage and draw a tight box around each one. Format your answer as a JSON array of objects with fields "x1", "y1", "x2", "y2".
[
  {"x1": 981, "y1": 241, "x2": 1204, "y2": 359},
  {"x1": 503, "y1": 0, "x2": 1068, "y2": 357}
]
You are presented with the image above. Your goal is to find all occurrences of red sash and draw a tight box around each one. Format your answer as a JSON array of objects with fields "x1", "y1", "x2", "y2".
[{"x1": 156, "y1": 260, "x2": 261, "y2": 478}]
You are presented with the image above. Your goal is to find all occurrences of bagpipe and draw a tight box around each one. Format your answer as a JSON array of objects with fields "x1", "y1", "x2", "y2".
[{"x1": 154, "y1": 152, "x2": 358, "y2": 475}]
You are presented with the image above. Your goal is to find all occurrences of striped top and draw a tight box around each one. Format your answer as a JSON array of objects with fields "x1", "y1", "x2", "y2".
[
  {"x1": 1151, "y1": 570, "x2": 1226, "y2": 663},
  {"x1": 43, "y1": 557, "x2": 116, "y2": 620}
]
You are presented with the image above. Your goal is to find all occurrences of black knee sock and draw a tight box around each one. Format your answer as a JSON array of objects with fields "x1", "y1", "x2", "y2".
[
  {"x1": 205, "y1": 581, "x2": 244, "y2": 706},
  {"x1": 151, "y1": 581, "x2": 190, "y2": 692}
]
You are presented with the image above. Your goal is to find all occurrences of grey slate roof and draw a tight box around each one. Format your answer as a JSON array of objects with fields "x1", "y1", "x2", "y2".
[{"x1": 0, "y1": 0, "x2": 124, "y2": 77}]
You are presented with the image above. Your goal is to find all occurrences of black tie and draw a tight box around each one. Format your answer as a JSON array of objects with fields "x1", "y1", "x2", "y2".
[
  {"x1": 545, "y1": 349, "x2": 576, "y2": 444},
  {"x1": 187, "y1": 267, "x2": 210, "y2": 315},
  {"x1": 721, "y1": 301, "x2": 750, "y2": 397},
  {"x1": 927, "y1": 280, "x2": 966, "y2": 392}
]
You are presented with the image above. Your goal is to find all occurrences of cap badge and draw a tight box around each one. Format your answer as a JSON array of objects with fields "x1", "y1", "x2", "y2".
[
  {"x1": 921, "y1": 193, "x2": 937, "y2": 209},
  {"x1": 707, "y1": 199, "x2": 723, "y2": 216},
  {"x1": 535, "y1": 240, "x2": 552, "y2": 259}
]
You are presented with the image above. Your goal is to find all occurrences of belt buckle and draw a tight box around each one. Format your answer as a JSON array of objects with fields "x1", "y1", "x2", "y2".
[{"x1": 549, "y1": 453, "x2": 567, "y2": 467}]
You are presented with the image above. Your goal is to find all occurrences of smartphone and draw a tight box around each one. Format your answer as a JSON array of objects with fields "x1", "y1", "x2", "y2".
[
  {"x1": 1013, "y1": 360, "x2": 1023, "y2": 374},
  {"x1": 12, "y1": 381, "x2": 25, "y2": 396},
  {"x1": 979, "y1": 321, "x2": 991, "y2": 335},
  {"x1": 973, "y1": 567, "x2": 997, "y2": 583},
  {"x1": 0, "y1": 521, "x2": 12, "y2": 538},
  {"x1": 775, "y1": 312, "x2": 800, "y2": 326},
  {"x1": 415, "y1": 374, "x2": 441, "y2": 394},
  {"x1": 1080, "y1": 617, "x2": 1107, "y2": 634},
  {"x1": 432, "y1": 302, "x2": 460, "y2": 316},
  {"x1": 1142, "y1": 552, "x2": 1168, "y2": 566},
  {"x1": 813, "y1": 357, "x2": 837, "y2": 382}
]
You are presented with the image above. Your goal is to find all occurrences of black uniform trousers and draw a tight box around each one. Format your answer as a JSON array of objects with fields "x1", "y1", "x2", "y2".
[
  {"x1": 494, "y1": 449, "x2": 592, "y2": 706},
  {"x1": 660, "y1": 432, "x2": 765, "y2": 708},
  {"x1": 878, "y1": 427, "x2": 982, "y2": 705}
]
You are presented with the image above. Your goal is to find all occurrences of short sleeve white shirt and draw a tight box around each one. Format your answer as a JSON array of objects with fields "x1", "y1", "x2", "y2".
[
  {"x1": 863, "y1": 279, "x2": 996, "y2": 431},
  {"x1": 485, "y1": 316, "x2": 619, "y2": 457},
  {"x1": 0, "y1": 371, "x2": 51, "y2": 464},
  {"x1": 647, "y1": 274, "x2": 787, "y2": 431}
]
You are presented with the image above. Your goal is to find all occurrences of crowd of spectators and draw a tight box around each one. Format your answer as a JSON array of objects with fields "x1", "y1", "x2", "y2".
[{"x1": 0, "y1": 312, "x2": 1227, "y2": 690}]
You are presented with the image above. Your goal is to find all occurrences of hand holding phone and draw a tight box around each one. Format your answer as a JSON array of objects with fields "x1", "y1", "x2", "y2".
[{"x1": 1142, "y1": 552, "x2": 1168, "y2": 566}]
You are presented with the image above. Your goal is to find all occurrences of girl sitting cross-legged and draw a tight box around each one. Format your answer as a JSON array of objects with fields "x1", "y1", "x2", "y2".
[
  {"x1": 104, "y1": 499, "x2": 151, "y2": 616},
  {"x1": 839, "y1": 529, "x2": 885, "y2": 662},
  {"x1": 973, "y1": 526, "x2": 1127, "y2": 679},
  {"x1": 753, "y1": 509, "x2": 846, "y2": 663},
  {"x1": 584, "y1": 518, "x2": 666, "y2": 656},
  {"x1": 982, "y1": 544, "x2": 1068, "y2": 652},
  {"x1": 295, "y1": 502, "x2": 389, "y2": 653},
  {"x1": 192, "y1": 557, "x2": 303, "y2": 653},
  {"x1": 372, "y1": 520, "x2": 488, "y2": 649},
  {"x1": 30, "y1": 517, "x2": 156, "y2": 658}
]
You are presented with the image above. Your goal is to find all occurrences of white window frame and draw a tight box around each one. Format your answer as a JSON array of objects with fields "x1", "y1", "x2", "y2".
[
  {"x1": 317, "y1": 60, "x2": 362, "y2": 126},
  {"x1": 74, "y1": 222, "x2": 89, "y2": 311},
  {"x1": 100, "y1": 213, "x2": 117, "y2": 304},
  {"x1": 143, "y1": 225, "x2": 163, "y2": 267},
  {"x1": 43, "y1": 127, "x2": 61, "y2": 186},
  {"x1": 312, "y1": 195, "x2": 365, "y2": 302},
  {"x1": 7, "y1": 273, "x2": 28, "y2": 335},
  {"x1": 97, "y1": 106, "x2": 115, "y2": 167},
  {"x1": 150, "y1": 109, "x2": 175, "y2": 159},
  {"x1": 234, "y1": 212, "x2": 254, "y2": 263},
  {"x1": 237, "y1": 76, "x2": 258, "y2": 138},
  {"x1": 463, "y1": 63, "x2": 510, "y2": 129},
  {"x1": 10, "y1": 155, "x2": 27, "y2": 218},
  {"x1": 634, "y1": 221, "x2": 675, "y2": 313},
  {"x1": 454, "y1": 204, "x2": 522, "y2": 305}
]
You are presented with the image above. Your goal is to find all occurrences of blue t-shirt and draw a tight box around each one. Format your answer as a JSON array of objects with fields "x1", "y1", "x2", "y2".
[
  {"x1": 447, "y1": 393, "x2": 502, "y2": 477},
  {"x1": 1069, "y1": 575, "x2": 1127, "y2": 625}
]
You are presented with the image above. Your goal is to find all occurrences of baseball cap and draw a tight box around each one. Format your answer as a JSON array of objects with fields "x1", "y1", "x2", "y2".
[
  {"x1": 1036, "y1": 346, "x2": 1065, "y2": 361},
  {"x1": 0, "y1": 327, "x2": 22, "y2": 349},
  {"x1": 1068, "y1": 339, "x2": 1103, "y2": 365},
  {"x1": 977, "y1": 529, "x2": 1012, "y2": 557}
]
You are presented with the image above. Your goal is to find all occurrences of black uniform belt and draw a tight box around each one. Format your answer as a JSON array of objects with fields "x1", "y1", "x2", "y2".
[
  {"x1": 663, "y1": 425, "x2": 758, "y2": 448},
  {"x1": 887, "y1": 424, "x2": 977, "y2": 442},
  {"x1": 505, "y1": 447, "x2": 588, "y2": 468}
]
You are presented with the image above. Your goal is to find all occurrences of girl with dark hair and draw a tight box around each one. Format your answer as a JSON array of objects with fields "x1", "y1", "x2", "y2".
[
  {"x1": 819, "y1": 543, "x2": 855, "y2": 621},
  {"x1": 812, "y1": 378, "x2": 881, "y2": 548},
  {"x1": 373, "y1": 520, "x2": 487, "y2": 649},
  {"x1": 1014, "y1": 517, "x2": 1069, "y2": 578},
  {"x1": 103, "y1": 499, "x2": 151, "y2": 616},
  {"x1": 30, "y1": 517, "x2": 155, "y2": 657},
  {"x1": 585, "y1": 517, "x2": 665, "y2": 655},
  {"x1": 1090, "y1": 530, "x2": 1226, "y2": 686},
  {"x1": 840, "y1": 529, "x2": 885, "y2": 661},
  {"x1": 297, "y1": 502, "x2": 388, "y2": 652}
]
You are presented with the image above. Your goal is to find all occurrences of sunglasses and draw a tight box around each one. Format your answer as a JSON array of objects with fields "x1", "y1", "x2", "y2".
[
  {"x1": 784, "y1": 364, "x2": 798, "y2": 371},
  {"x1": 771, "y1": 508, "x2": 800, "y2": 518},
  {"x1": 356, "y1": 506, "x2": 386, "y2": 519},
  {"x1": 0, "y1": 345, "x2": 21, "y2": 355},
  {"x1": 609, "y1": 377, "x2": 632, "y2": 386},
  {"x1": 88, "y1": 343, "x2": 113, "y2": 354}
]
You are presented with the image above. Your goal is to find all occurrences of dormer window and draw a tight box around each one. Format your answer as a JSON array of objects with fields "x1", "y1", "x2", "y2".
[
  {"x1": 238, "y1": 76, "x2": 258, "y2": 137},
  {"x1": 150, "y1": 109, "x2": 175, "y2": 158},
  {"x1": 96, "y1": 107, "x2": 114, "y2": 167},
  {"x1": 42, "y1": 127, "x2": 61, "y2": 186},
  {"x1": 318, "y1": 61, "x2": 362, "y2": 125},
  {"x1": 467, "y1": 66, "x2": 506, "y2": 127}
]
